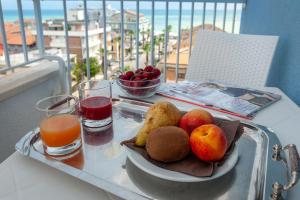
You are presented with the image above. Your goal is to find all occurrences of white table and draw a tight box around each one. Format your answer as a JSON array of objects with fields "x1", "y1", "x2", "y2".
[{"x1": 1, "y1": 86, "x2": 300, "y2": 200}]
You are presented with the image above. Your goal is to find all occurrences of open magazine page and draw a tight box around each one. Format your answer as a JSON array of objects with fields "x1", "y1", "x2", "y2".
[{"x1": 157, "y1": 81, "x2": 281, "y2": 118}]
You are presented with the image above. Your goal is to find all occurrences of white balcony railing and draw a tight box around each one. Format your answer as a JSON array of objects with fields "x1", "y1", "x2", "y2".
[{"x1": 0, "y1": 0, "x2": 245, "y2": 89}]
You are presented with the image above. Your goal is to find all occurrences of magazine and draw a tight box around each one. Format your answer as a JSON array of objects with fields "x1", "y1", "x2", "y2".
[{"x1": 157, "y1": 81, "x2": 281, "y2": 119}]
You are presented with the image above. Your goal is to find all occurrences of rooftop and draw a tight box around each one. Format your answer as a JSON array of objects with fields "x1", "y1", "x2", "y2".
[
  {"x1": 4, "y1": 23, "x2": 36, "y2": 45},
  {"x1": 0, "y1": 23, "x2": 36, "y2": 55},
  {"x1": 110, "y1": 9, "x2": 145, "y2": 18}
]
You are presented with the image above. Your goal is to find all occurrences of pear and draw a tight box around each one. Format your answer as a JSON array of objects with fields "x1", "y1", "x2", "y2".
[{"x1": 135, "y1": 101, "x2": 181, "y2": 146}]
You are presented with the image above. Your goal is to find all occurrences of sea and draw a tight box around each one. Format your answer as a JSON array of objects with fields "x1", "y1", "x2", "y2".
[{"x1": 3, "y1": 8, "x2": 241, "y2": 33}]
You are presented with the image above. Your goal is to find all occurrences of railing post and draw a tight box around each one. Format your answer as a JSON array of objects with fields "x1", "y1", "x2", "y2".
[
  {"x1": 202, "y1": 2, "x2": 206, "y2": 29},
  {"x1": 120, "y1": 0, "x2": 124, "y2": 71},
  {"x1": 33, "y1": 0, "x2": 45, "y2": 57},
  {"x1": 232, "y1": 3, "x2": 237, "y2": 33},
  {"x1": 175, "y1": 1, "x2": 182, "y2": 83},
  {"x1": 163, "y1": 0, "x2": 169, "y2": 82},
  {"x1": 151, "y1": 0, "x2": 155, "y2": 66},
  {"x1": 0, "y1": 0, "x2": 12, "y2": 70},
  {"x1": 63, "y1": 0, "x2": 72, "y2": 92},
  {"x1": 213, "y1": 3, "x2": 217, "y2": 31},
  {"x1": 83, "y1": 0, "x2": 91, "y2": 80},
  {"x1": 223, "y1": 3, "x2": 227, "y2": 31},
  {"x1": 102, "y1": 0, "x2": 108, "y2": 79},
  {"x1": 17, "y1": 0, "x2": 29, "y2": 63},
  {"x1": 189, "y1": 1, "x2": 194, "y2": 58},
  {"x1": 136, "y1": 0, "x2": 140, "y2": 69}
]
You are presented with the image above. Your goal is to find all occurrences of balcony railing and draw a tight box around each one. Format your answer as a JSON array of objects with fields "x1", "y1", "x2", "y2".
[{"x1": 0, "y1": 0, "x2": 245, "y2": 91}]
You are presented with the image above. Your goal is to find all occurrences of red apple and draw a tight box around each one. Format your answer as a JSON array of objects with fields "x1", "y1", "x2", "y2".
[
  {"x1": 190, "y1": 124, "x2": 228, "y2": 162},
  {"x1": 179, "y1": 109, "x2": 214, "y2": 134}
]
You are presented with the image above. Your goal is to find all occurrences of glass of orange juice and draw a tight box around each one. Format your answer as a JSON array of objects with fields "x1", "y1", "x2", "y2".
[{"x1": 36, "y1": 95, "x2": 82, "y2": 156}]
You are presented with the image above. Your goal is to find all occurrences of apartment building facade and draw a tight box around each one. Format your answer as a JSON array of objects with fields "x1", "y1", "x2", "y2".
[{"x1": 31, "y1": 8, "x2": 112, "y2": 63}]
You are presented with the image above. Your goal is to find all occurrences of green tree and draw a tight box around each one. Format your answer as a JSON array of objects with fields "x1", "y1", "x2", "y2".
[
  {"x1": 72, "y1": 57, "x2": 100, "y2": 83},
  {"x1": 142, "y1": 42, "x2": 151, "y2": 65},
  {"x1": 72, "y1": 62, "x2": 84, "y2": 84},
  {"x1": 146, "y1": 28, "x2": 151, "y2": 41},
  {"x1": 162, "y1": 25, "x2": 172, "y2": 42},
  {"x1": 127, "y1": 30, "x2": 134, "y2": 59},
  {"x1": 88, "y1": 57, "x2": 101, "y2": 77},
  {"x1": 124, "y1": 65, "x2": 131, "y2": 72},
  {"x1": 164, "y1": 25, "x2": 172, "y2": 33},
  {"x1": 154, "y1": 35, "x2": 164, "y2": 61},
  {"x1": 115, "y1": 36, "x2": 121, "y2": 67},
  {"x1": 97, "y1": 47, "x2": 105, "y2": 74},
  {"x1": 140, "y1": 28, "x2": 146, "y2": 48},
  {"x1": 162, "y1": 25, "x2": 172, "y2": 55}
]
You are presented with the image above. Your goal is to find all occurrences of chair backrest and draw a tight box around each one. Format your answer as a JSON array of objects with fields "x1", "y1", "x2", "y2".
[{"x1": 186, "y1": 31, "x2": 278, "y2": 88}]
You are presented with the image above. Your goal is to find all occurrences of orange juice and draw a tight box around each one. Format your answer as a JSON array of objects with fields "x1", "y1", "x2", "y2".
[{"x1": 40, "y1": 114, "x2": 81, "y2": 147}]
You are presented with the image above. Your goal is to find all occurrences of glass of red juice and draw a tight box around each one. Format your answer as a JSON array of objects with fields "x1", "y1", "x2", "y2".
[{"x1": 78, "y1": 80, "x2": 112, "y2": 131}]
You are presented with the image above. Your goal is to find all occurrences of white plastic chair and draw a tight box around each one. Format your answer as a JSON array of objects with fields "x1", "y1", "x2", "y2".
[{"x1": 186, "y1": 31, "x2": 279, "y2": 88}]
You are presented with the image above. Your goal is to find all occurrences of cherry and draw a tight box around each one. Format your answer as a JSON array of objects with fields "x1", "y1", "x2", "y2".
[
  {"x1": 143, "y1": 72, "x2": 152, "y2": 80},
  {"x1": 152, "y1": 68, "x2": 161, "y2": 77},
  {"x1": 135, "y1": 69, "x2": 144, "y2": 74},
  {"x1": 135, "y1": 74, "x2": 144, "y2": 80},
  {"x1": 119, "y1": 74, "x2": 130, "y2": 80},
  {"x1": 144, "y1": 66, "x2": 154, "y2": 72},
  {"x1": 125, "y1": 71, "x2": 134, "y2": 79}
]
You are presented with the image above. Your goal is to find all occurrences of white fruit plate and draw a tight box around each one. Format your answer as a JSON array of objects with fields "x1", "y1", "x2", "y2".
[{"x1": 125, "y1": 144, "x2": 238, "y2": 182}]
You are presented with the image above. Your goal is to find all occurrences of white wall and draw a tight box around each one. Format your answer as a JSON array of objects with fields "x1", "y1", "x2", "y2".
[{"x1": 0, "y1": 61, "x2": 65, "y2": 162}]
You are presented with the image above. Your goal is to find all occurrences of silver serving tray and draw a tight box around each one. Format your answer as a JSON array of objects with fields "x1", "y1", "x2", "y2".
[{"x1": 15, "y1": 100, "x2": 299, "y2": 200}]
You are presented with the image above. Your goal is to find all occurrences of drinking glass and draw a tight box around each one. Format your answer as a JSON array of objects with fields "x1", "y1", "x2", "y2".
[
  {"x1": 78, "y1": 80, "x2": 112, "y2": 131},
  {"x1": 36, "y1": 95, "x2": 82, "y2": 156}
]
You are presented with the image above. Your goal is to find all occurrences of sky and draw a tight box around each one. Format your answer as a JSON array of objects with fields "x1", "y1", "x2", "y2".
[{"x1": 1, "y1": 0, "x2": 222, "y2": 10}]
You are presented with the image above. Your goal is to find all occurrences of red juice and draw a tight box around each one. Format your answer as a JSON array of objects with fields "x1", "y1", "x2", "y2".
[{"x1": 80, "y1": 96, "x2": 112, "y2": 120}]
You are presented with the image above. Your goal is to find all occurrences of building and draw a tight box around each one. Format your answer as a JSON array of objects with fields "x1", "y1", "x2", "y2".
[
  {"x1": 109, "y1": 32, "x2": 132, "y2": 62},
  {"x1": 68, "y1": 6, "x2": 100, "y2": 22},
  {"x1": 107, "y1": 9, "x2": 150, "y2": 34},
  {"x1": 106, "y1": 9, "x2": 150, "y2": 62},
  {"x1": 0, "y1": 23, "x2": 36, "y2": 56},
  {"x1": 31, "y1": 7, "x2": 112, "y2": 63}
]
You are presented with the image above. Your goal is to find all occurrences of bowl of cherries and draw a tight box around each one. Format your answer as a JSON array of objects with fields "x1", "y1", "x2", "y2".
[{"x1": 116, "y1": 66, "x2": 162, "y2": 98}]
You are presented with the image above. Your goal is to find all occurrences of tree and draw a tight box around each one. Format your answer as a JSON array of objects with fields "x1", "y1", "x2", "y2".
[
  {"x1": 97, "y1": 47, "x2": 105, "y2": 74},
  {"x1": 72, "y1": 57, "x2": 100, "y2": 83},
  {"x1": 162, "y1": 25, "x2": 172, "y2": 55},
  {"x1": 146, "y1": 28, "x2": 151, "y2": 42},
  {"x1": 72, "y1": 62, "x2": 84, "y2": 84},
  {"x1": 168, "y1": 25, "x2": 172, "y2": 32},
  {"x1": 142, "y1": 42, "x2": 151, "y2": 65},
  {"x1": 159, "y1": 34, "x2": 165, "y2": 57},
  {"x1": 127, "y1": 30, "x2": 134, "y2": 59},
  {"x1": 162, "y1": 25, "x2": 172, "y2": 41},
  {"x1": 154, "y1": 34, "x2": 164, "y2": 61},
  {"x1": 165, "y1": 25, "x2": 172, "y2": 33},
  {"x1": 88, "y1": 57, "x2": 101, "y2": 77},
  {"x1": 140, "y1": 28, "x2": 146, "y2": 48},
  {"x1": 114, "y1": 36, "x2": 121, "y2": 67},
  {"x1": 124, "y1": 65, "x2": 131, "y2": 72},
  {"x1": 154, "y1": 36, "x2": 159, "y2": 60}
]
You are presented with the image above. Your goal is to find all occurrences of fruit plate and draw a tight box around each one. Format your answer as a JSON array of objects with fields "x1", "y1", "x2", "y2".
[
  {"x1": 15, "y1": 98, "x2": 295, "y2": 200},
  {"x1": 125, "y1": 144, "x2": 238, "y2": 182}
]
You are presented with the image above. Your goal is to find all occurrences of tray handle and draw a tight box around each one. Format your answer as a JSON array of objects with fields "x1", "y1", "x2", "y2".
[{"x1": 271, "y1": 144, "x2": 300, "y2": 200}]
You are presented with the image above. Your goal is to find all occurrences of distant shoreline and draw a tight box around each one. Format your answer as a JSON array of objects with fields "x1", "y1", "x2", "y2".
[{"x1": 3, "y1": 8, "x2": 241, "y2": 33}]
